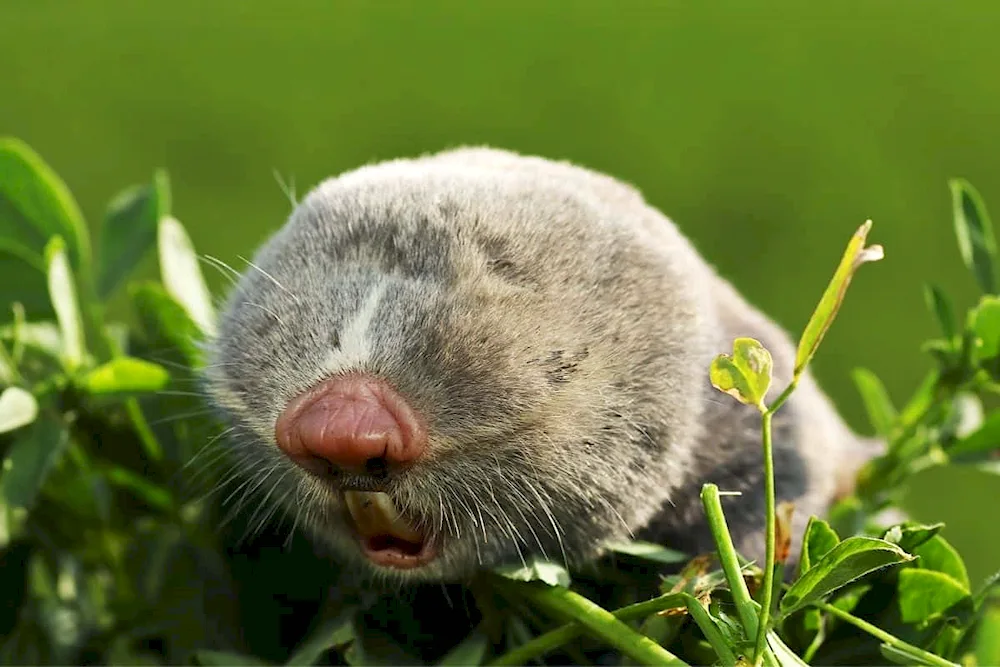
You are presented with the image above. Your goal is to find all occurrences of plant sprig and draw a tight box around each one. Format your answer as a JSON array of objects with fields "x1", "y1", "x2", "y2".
[{"x1": 1, "y1": 137, "x2": 998, "y2": 666}]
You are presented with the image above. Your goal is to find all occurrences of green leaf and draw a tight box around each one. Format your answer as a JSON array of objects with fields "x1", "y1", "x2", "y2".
[
  {"x1": 0, "y1": 415, "x2": 70, "y2": 510},
  {"x1": 0, "y1": 137, "x2": 91, "y2": 274},
  {"x1": 494, "y1": 557, "x2": 571, "y2": 588},
  {"x1": 913, "y1": 535, "x2": 970, "y2": 591},
  {"x1": 974, "y1": 569, "x2": 1000, "y2": 608},
  {"x1": 950, "y1": 178, "x2": 998, "y2": 295},
  {"x1": 924, "y1": 283, "x2": 958, "y2": 342},
  {"x1": 851, "y1": 368, "x2": 897, "y2": 438},
  {"x1": 130, "y1": 282, "x2": 203, "y2": 366},
  {"x1": 898, "y1": 569, "x2": 971, "y2": 625},
  {"x1": 949, "y1": 407, "x2": 1000, "y2": 463},
  {"x1": 780, "y1": 536, "x2": 914, "y2": 615},
  {"x1": 606, "y1": 540, "x2": 688, "y2": 564},
  {"x1": 194, "y1": 650, "x2": 271, "y2": 666},
  {"x1": 97, "y1": 171, "x2": 171, "y2": 300},
  {"x1": 976, "y1": 604, "x2": 1000, "y2": 667},
  {"x1": 972, "y1": 295, "x2": 1000, "y2": 361},
  {"x1": 882, "y1": 522, "x2": 945, "y2": 554},
  {"x1": 0, "y1": 319, "x2": 62, "y2": 360},
  {"x1": 899, "y1": 370, "x2": 940, "y2": 428},
  {"x1": 795, "y1": 220, "x2": 883, "y2": 375},
  {"x1": 158, "y1": 215, "x2": 216, "y2": 336},
  {"x1": 767, "y1": 630, "x2": 810, "y2": 666},
  {"x1": 709, "y1": 337, "x2": 773, "y2": 410},
  {"x1": 437, "y1": 630, "x2": 488, "y2": 666},
  {"x1": 79, "y1": 357, "x2": 169, "y2": 395},
  {"x1": 44, "y1": 236, "x2": 86, "y2": 371},
  {"x1": 0, "y1": 387, "x2": 37, "y2": 434},
  {"x1": 798, "y1": 516, "x2": 840, "y2": 575},
  {"x1": 285, "y1": 609, "x2": 356, "y2": 666}
]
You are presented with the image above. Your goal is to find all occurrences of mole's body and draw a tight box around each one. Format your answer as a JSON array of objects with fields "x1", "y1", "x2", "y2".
[{"x1": 203, "y1": 148, "x2": 870, "y2": 584}]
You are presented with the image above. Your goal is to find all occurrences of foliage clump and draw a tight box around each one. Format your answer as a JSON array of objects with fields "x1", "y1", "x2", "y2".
[{"x1": 1, "y1": 138, "x2": 998, "y2": 665}]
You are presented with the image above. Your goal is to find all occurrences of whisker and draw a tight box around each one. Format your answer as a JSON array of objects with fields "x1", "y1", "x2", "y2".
[
  {"x1": 238, "y1": 254, "x2": 301, "y2": 305},
  {"x1": 272, "y1": 169, "x2": 298, "y2": 208}
]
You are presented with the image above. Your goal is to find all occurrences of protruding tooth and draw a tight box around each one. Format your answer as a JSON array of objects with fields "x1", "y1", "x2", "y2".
[{"x1": 343, "y1": 491, "x2": 424, "y2": 543}]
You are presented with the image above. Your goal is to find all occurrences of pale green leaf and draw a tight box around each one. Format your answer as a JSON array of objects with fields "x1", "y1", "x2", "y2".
[
  {"x1": 79, "y1": 357, "x2": 169, "y2": 395},
  {"x1": 709, "y1": 336, "x2": 772, "y2": 410},
  {"x1": 0, "y1": 387, "x2": 38, "y2": 434},
  {"x1": 494, "y1": 557, "x2": 571, "y2": 587},
  {"x1": 882, "y1": 522, "x2": 944, "y2": 554},
  {"x1": 795, "y1": 220, "x2": 883, "y2": 375},
  {"x1": 44, "y1": 236, "x2": 86, "y2": 370},
  {"x1": 851, "y1": 367, "x2": 897, "y2": 437},
  {"x1": 158, "y1": 215, "x2": 216, "y2": 336},
  {"x1": 606, "y1": 540, "x2": 688, "y2": 564},
  {"x1": 972, "y1": 295, "x2": 1000, "y2": 360}
]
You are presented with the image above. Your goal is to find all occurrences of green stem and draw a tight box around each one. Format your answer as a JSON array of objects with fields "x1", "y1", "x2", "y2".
[
  {"x1": 768, "y1": 381, "x2": 797, "y2": 414},
  {"x1": 683, "y1": 595, "x2": 738, "y2": 667},
  {"x1": 815, "y1": 602, "x2": 958, "y2": 667},
  {"x1": 701, "y1": 483, "x2": 778, "y2": 667},
  {"x1": 124, "y1": 397, "x2": 163, "y2": 461},
  {"x1": 701, "y1": 484, "x2": 758, "y2": 636},
  {"x1": 801, "y1": 611, "x2": 826, "y2": 664},
  {"x1": 753, "y1": 409, "x2": 776, "y2": 666},
  {"x1": 494, "y1": 580, "x2": 688, "y2": 666},
  {"x1": 0, "y1": 337, "x2": 22, "y2": 385},
  {"x1": 488, "y1": 593, "x2": 687, "y2": 666},
  {"x1": 752, "y1": 378, "x2": 799, "y2": 666}
]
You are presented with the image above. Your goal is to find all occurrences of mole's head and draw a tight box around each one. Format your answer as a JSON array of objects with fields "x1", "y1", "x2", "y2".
[{"x1": 201, "y1": 149, "x2": 709, "y2": 582}]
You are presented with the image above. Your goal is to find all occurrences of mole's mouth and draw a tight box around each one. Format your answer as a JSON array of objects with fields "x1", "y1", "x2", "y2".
[{"x1": 342, "y1": 491, "x2": 439, "y2": 569}]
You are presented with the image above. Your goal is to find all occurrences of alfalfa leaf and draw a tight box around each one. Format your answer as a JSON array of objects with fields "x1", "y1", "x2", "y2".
[
  {"x1": 709, "y1": 337, "x2": 772, "y2": 411},
  {"x1": 897, "y1": 569, "x2": 971, "y2": 625},
  {"x1": 851, "y1": 367, "x2": 897, "y2": 438},
  {"x1": 79, "y1": 357, "x2": 169, "y2": 396},
  {"x1": 158, "y1": 215, "x2": 216, "y2": 337},
  {"x1": 45, "y1": 236, "x2": 86, "y2": 371},
  {"x1": 950, "y1": 178, "x2": 998, "y2": 294},
  {"x1": 780, "y1": 536, "x2": 913, "y2": 615},
  {"x1": 494, "y1": 557, "x2": 571, "y2": 588},
  {"x1": 795, "y1": 220, "x2": 883, "y2": 376},
  {"x1": 0, "y1": 415, "x2": 70, "y2": 510},
  {"x1": 797, "y1": 516, "x2": 840, "y2": 576},
  {"x1": 0, "y1": 387, "x2": 38, "y2": 434},
  {"x1": 97, "y1": 170, "x2": 171, "y2": 299},
  {"x1": 0, "y1": 137, "x2": 91, "y2": 274}
]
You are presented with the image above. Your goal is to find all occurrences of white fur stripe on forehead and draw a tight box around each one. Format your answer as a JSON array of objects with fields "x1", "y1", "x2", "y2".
[{"x1": 319, "y1": 282, "x2": 387, "y2": 377}]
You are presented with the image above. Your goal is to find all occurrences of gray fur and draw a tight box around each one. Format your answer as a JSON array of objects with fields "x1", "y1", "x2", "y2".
[{"x1": 202, "y1": 147, "x2": 870, "y2": 583}]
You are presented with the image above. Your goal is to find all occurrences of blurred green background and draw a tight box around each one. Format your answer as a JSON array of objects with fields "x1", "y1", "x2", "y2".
[{"x1": 2, "y1": 1, "x2": 998, "y2": 581}]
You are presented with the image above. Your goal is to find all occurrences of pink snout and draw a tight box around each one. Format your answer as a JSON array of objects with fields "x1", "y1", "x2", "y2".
[{"x1": 275, "y1": 374, "x2": 427, "y2": 474}]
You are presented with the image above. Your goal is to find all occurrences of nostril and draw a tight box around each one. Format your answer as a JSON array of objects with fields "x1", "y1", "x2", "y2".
[{"x1": 365, "y1": 456, "x2": 389, "y2": 479}]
